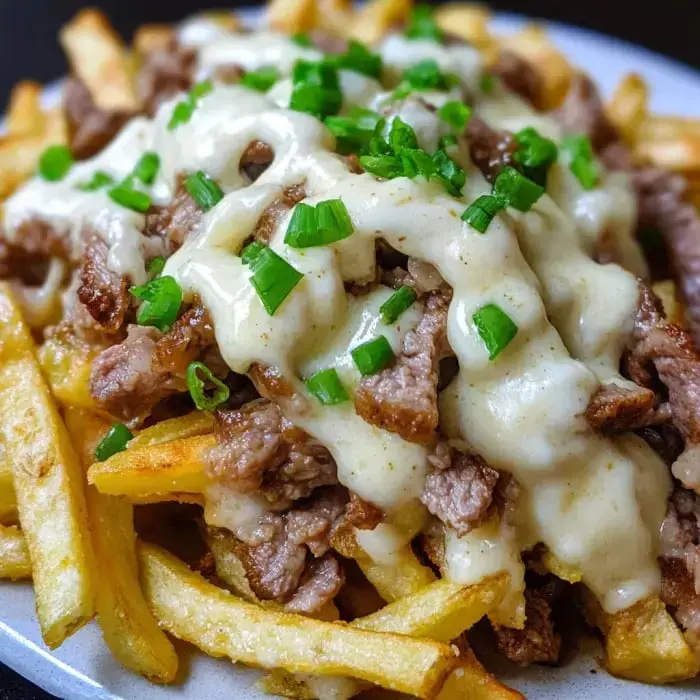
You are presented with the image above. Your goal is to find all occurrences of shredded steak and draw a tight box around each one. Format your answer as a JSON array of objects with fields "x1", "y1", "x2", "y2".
[
  {"x1": 137, "y1": 41, "x2": 196, "y2": 116},
  {"x1": 284, "y1": 553, "x2": 345, "y2": 614},
  {"x1": 144, "y1": 176, "x2": 201, "y2": 249},
  {"x1": 585, "y1": 382, "x2": 667, "y2": 433},
  {"x1": 660, "y1": 488, "x2": 700, "y2": 595},
  {"x1": 660, "y1": 556, "x2": 700, "y2": 652},
  {"x1": 492, "y1": 50, "x2": 542, "y2": 108},
  {"x1": 253, "y1": 185, "x2": 307, "y2": 243},
  {"x1": 240, "y1": 140, "x2": 274, "y2": 182},
  {"x1": 465, "y1": 116, "x2": 517, "y2": 182}
]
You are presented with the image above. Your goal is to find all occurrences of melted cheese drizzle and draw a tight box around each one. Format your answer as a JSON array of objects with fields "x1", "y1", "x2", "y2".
[{"x1": 4, "y1": 30, "x2": 671, "y2": 615}]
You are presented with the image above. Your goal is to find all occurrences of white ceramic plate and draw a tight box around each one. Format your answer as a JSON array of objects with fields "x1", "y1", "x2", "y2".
[{"x1": 2, "y1": 10, "x2": 700, "y2": 700}]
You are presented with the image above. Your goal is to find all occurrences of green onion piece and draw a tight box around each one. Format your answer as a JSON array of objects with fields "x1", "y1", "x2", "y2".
[
  {"x1": 351, "y1": 336, "x2": 395, "y2": 376},
  {"x1": 292, "y1": 32, "x2": 313, "y2": 47},
  {"x1": 493, "y1": 166, "x2": 544, "y2": 212},
  {"x1": 290, "y1": 60, "x2": 342, "y2": 119},
  {"x1": 515, "y1": 127, "x2": 558, "y2": 186},
  {"x1": 461, "y1": 194, "x2": 506, "y2": 233},
  {"x1": 241, "y1": 67, "x2": 279, "y2": 92},
  {"x1": 249, "y1": 247, "x2": 304, "y2": 315},
  {"x1": 359, "y1": 154, "x2": 404, "y2": 179},
  {"x1": 132, "y1": 152, "x2": 161, "y2": 185},
  {"x1": 94, "y1": 423, "x2": 133, "y2": 462},
  {"x1": 284, "y1": 199, "x2": 354, "y2": 248},
  {"x1": 184, "y1": 170, "x2": 224, "y2": 212},
  {"x1": 401, "y1": 59, "x2": 458, "y2": 92},
  {"x1": 334, "y1": 40, "x2": 382, "y2": 79},
  {"x1": 472, "y1": 303, "x2": 518, "y2": 360},
  {"x1": 191, "y1": 79, "x2": 214, "y2": 100},
  {"x1": 389, "y1": 117, "x2": 419, "y2": 151},
  {"x1": 148, "y1": 256, "x2": 166, "y2": 276},
  {"x1": 77, "y1": 170, "x2": 114, "y2": 192},
  {"x1": 350, "y1": 107, "x2": 382, "y2": 130},
  {"x1": 241, "y1": 240, "x2": 266, "y2": 265},
  {"x1": 438, "y1": 101, "x2": 471, "y2": 131},
  {"x1": 38, "y1": 145, "x2": 73, "y2": 181},
  {"x1": 439, "y1": 134, "x2": 458, "y2": 149},
  {"x1": 561, "y1": 134, "x2": 600, "y2": 190},
  {"x1": 325, "y1": 115, "x2": 374, "y2": 155},
  {"x1": 130, "y1": 276, "x2": 183, "y2": 331},
  {"x1": 284, "y1": 203, "x2": 317, "y2": 247},
  {"x1": 480, "y1": 74, "x2": 496, "y2": 94},
  {"x1": 405, "y1": 4, "x2": 443, "y2": 42},
  {"x1": 186, "y1": 361, "x2": 230, "y2": 411},
  {"x1": 168, "y1": 80, "x2": 214, "y2": 130},
  {"x1": 368, "y1": 118, "x2": 391, "y2": 155},
  {"x1": 305, "y1": 368, "x2": 349, "y2": 405},
  {"x1": 108, "y1": 185, "x2": 152, "y2": 213},
  {"x1": 432, "y1": 149, "x2": 466, "y2": 197},
  {"x1": 399, "y1": 148, "x2": 436, "y2": 179},
  {"x1": 380, "y1": 286, "x2": 417, "y2": 324}
]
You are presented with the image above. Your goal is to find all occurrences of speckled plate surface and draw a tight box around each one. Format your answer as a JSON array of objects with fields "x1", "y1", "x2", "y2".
[{"x1": 2, "y1": 10, "x2": 700, "y2": 700}]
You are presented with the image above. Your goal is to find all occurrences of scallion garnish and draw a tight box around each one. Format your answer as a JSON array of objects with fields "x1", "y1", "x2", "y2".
[
  {"x1": 186, "y1": 361, "x2": 230, "y2": 411},
  {"x1": 389, "y1": 117, "x2": 419, "y2": 151},
  {"x1": 562, "y1": 134, "x2": 600, "y2": 190},
  {"x1": 133, "y1": 152, "x2": 161, "y2": 185},
  {"x1": 108, "y1": 184, "x2": 152, "y2": 213},
  {"x1": 38, "y1": 145, "x2": 73, "y2": 181},
  {"x1": 241, "y1": 67, "x2": 279, "y2": 92},
  {"x1": 461, "y1": 194, "x2": 506, "y2": 233},
  {"x1": 184, "y1": 170, "x2": 224, "y2": 211},
  {"x1": 305, "y1": 368, "x2": 349, "y2": 405},
  {"x1": 351, "y1": 336, "x2": 395, "y2": 376},
  {"x1": 77, "y1": 170, "x2": 114, "y2": 192},
  {"x1": 94, "y1": 423, "x2": 133, "y2": 462},
  {"x1": 325, "y1": 115, "x2": 375, "y2": 155},
  {"x1": 130, "y1": 276, "x2": 183, "y2": 331},
  {"x1": 399, "y1": 148, "x2": 437, "y2": 179},
  {"x1": 148, "y1": 256, "x2": 166, "y2": 276},
  {"x1": 405, "y1": 4, "x2": 443, "y2": 42},
  {"x1": 284, "y1": 199, "x2": 354, "y2": 248},
  {"x1": 168, "y1": 80, "x2": 214, "y2": 130},
  {"x1": 358, "y1": 154, "x2": 404, "y2": 179},
  {"x1": 241, "y1": 240, "x2": 265, "y2": 265},
  {"x1": 380, "y1": 286, "x2": 417, "y2": 324},
  {"x1": 515, "y1": 127, "x2": 558, "y2": 186},
  {"x1": 473, "y1": 304, "x2": 518, "y2": 360},
  {"x1": 480, "y1": 74, "x2": 496, "y2": 94},
  {"x1": 493, "y1": 166, "x2": 544, "y2": 212},
  {"x1": 432, "y1": 148, "x2": 466, "y2": 196},
  {"x1": 333, "y1": 40, "x2": 382, "y2": 79},
  {"x1": 292, "y1": 32, "x2": 313, "y2": 47},
  {"x1": 439, "y1": 134, "x2": 458, "y2": 149},
  {"x1": 249, "y1": 247, "x2": 304, "y2": 315},
  {"x1": 290, "y1": 60, "x2": 342, "y2": 119},
  {"x1": 438, "y1": 100, "x2": 471, "y2": 131},
  {"x1": 395, "y1": 59, "x2": 459, "y2": 97}
]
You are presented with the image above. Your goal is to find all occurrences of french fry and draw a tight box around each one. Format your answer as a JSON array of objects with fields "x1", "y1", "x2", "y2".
[
  {"x1": 6, "y1": 81, "x2": 46, "y2": 137},
  {"x1": 350, "y1": 0, "x2": 412, "y2": 45},
  {"x1": 139, "y1": 542, "x2": 455, "y2": 697},
  {"x1": 542, "y1": 550, "x2": 582, "y2": 584},
  {"x1": 636, "y1": 135, "x2": 700, "y2": 172},
  {"x1": 607, "y1": 73, "x2": 648, "y2": 146},
  {"x1": 132, "y1": 24, "x2": 176, "y2": 58},
  {"x1": 316, "y1": 0, "x2": 355, "y2": 35},
  {"x1": 0, "y1": 525, "x2": 31, "y2": 580},
  {"x1": 59, "y1": 9, "x2": 139, "y2": 112},
  {"x1": 0, "y1": 285, "x2": 94, "y2": 648},
  {"x1": 128, "y1": 411, "x2": 216, "y2": 450},
  {"x1": 267, "y1": 0, "x2": 318, "y2": 34},
  {"x1": 0, "y1": 448, "x2": 17, "y2": 524},
  {"x1": 65, "y1": 408, "x2": 179, "y2": 684},
  {"x1": 435, "y1": 4, "x2": 495, "y2": 51}
]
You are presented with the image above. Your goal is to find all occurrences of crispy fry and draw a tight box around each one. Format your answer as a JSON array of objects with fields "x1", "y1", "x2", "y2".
[
  {"x1": 636, "y1": 135, "x2": 700, "y2": 173},
  {"x1": 133, "y1": 24, "x2": 176, "y2": 57},
  {"x1": 0, "y1": 285, "x2": 94, "y2": 648},
  {"x1": 435, "y1": 4, "x2": 494, "y2": 50},
  {"x1": 542, "y1": 551, "x2": 583, "y2": 584},
  {"x1": 267, "y1": 0, "x2": 318, "y2": 34},
  {"x1": 0, "y1": 448, "x2": 17, "y2": 524},
  {"x1": 128, "y1": 411, "x2": 216, "y2": 450},
  {"x1": 316, "y1": 0, "x2": 354, "y2": 34},
  {"x1": 0, "y1": 525, "x2": 31, "y2": 580},
  {"x1": 350, "y1": 0, "x2": 412, "y2": 44},
  {"x1": 6, "y1": 81, "x2": 46, "y2": 136},
  {"x1": 139, "y1": 542, "x2": 455, "y2": 696},
  {"x1": 607, "y1": 73, "x2": 648, "y2": 146},
  {"x1": 60, "y1": 9, "x2": 139, "y2": 112}
]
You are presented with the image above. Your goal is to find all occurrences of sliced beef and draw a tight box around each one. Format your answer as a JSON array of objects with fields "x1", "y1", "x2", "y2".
[
  {"x1": 137, "y1": 40, "x2": 196, "y2": 116},
  {"x1": 240, "y1": 140, "x2": 274, "y2": 182},
  {"x1": 660, "y1": 556, "x2": 700, "y2": 652},
  {"x1": 253, "y1": 184, "x2": 307, "y2": 243},
  {"x1": 660, "y1": 487, "x2": 700, "y2": 595},
  {"x1": 355, "y1": 292, "x2": 449, "y2": 444},
  {"x1": 2, "y1": 219, "x2": 71, "y2": 263},
  {"x1": 144, "y1": 176, "x2": 201, "y2": 249},
  {"x1": 638, "y1": 424, "x2": 685, "y2": 466},
  {"x1": 284, "y1": 553, "x2": 345, "y2": 614},
  {"x1": 421, "y1": 442, "x2": 500, "y2": 537},
  {"x1": 154, "y1": 303, "x2": 216, "y2": 375},
  {"x1": 382, "y1": 256, "x2": 448, "y2": 297},
  {"x1": 213, "y1": 64, "x2": 246, "y2": 84},
  {"x1": 492, "y1": 50, "x2": 542, "y2": 108},
  {"x1": 64, "y1": 77, "x2": 133, "y2": 160},
  {"x1": 465, "y1": 116, "x2": 517, "y2": 183},
  {"x1": 585, "y1": 382, "x2": 667, "y2": 433}
]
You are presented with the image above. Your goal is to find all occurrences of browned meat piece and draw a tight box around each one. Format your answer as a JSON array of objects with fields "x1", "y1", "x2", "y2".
[
  {"x1": 421, "y1": 442, "x2": 500, "y2": 537},
  {"x1": 660, "y1": 557, "x2": 700, "y2": 652},
  {"x1": 355, "y1": 292, "x2": 448, "y2": 444},
  {"x1": 638, "y1": 424, "x2": 685, "y2": 466},
  {"x1": 493, "y1": 586, "x2": 562, "y2": 666},
  {"x1": 344, "y1": 492, "x2": 383, "y2": 531},
  {"x1": 144, "y1": 177, "x2": 201, "y2": 249},
  {"x1": 284, "y1": 553, "x2": 345, "y2": 614},
  {"x1": 382, "y1": 257, "x2": 448, "y2": 297},
  {"x1": 660, "y1": 488, "x2": 700, "y2": 595},
  {"x1": 465, "y1": 116, "x2": 517, "y2": 183},
  {"x1": 286, "y1": 487, "x2": 348, "y2": 557},
  {"x1": 253, "y1": 184, "x2": 307, "y2": 243},
  {"x1": 137, "y1": 40, "x2": 196, "y2": 116},
  {"x1": 213, "y1": 64, "x2": 246, "y2": 84},
  {"x1": 206, "y1": 400, "x2": 337, "y2": 509},
  {"x1": 77, "y1": 237, "x2": 130, "y2": 333},
  {"x1": 64, "y1": 77, "x2": 133, "y2": 160},
  {"x1": 4, "y1": 219, "x2": 71, "y2": 262},
  {"x1": 585, "y1": 382, "x2": 666, "y2": 433},
  {"x1": 155, "y1": 303, "x2": 216, "y2": 374},
  {"x1": 492, "y1": 50, "x2": 542, "y2": 108},
  {"x1": 240, "y1": 140, "x2": 274, "y2": 182}
]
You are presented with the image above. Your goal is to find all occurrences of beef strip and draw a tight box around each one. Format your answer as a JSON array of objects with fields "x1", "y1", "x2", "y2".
[
  {"x1": 660, "y1": 556, "x2": 700, "y2": 652},
  {"x1": 64, "y1": 77, "x2": 133, "y2": 160},
  {"x1": 421, "y1": 442, "x2": 500, "y2": 537},
  {"x1": 284, "y1": 553, "x2": 345, "y2": 614},
  {"x1": 491, "y1": 50, "x2": 542, "y2": 108},
  {"x1": 465, "y1": 116, "x2": 517, "y2": 182},
  {"x1": 585, "y1": 382, "x2": 669, "y2": 433},
  {"x1": 144, "y1": 176, "x2": 201, "y2": 249},
  {"x1": 253, "y1": 184, "x2": 307, "y2": 243},
  {"x1": 660, "y1": 487, "x2": 700, "y2": 595},
  {"x1": 240, "y1": 140, "x2": 274, "y2": 182},
  {"x1": 355, "y1": 292, "x2": 449, "y2": 444},
  {"x1": 382, "y1": 256, "x2": 448, "y2": 297}
]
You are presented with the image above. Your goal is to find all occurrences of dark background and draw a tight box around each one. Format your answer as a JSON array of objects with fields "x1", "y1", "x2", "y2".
[{"x1": 0, "y1": 0, "x2": 699, "y2": 697}]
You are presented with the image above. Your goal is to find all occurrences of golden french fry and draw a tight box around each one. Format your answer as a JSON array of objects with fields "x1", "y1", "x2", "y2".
[
  {"x1": 636, "y1": 136, "x2": 700, "y2": 172},
  {"x1": 65, "y1": 408, "x2": 179, "y2": 684},
  {"x1": 638, "y1": 116, "x2": 700, "y2": 142},
  {"x1": 350, "y1": 0, "x2": 412, "y2": 45},
  {"x1": 0, "y1": 446, "x2": 17, "y2": 524},
  {"x1": 203, "y1": 10, "x2": 242, "y2": 32},
  {"x1": 435, "y1": 4, "x2": 494, "y2": 50},
  {"x1": 6, "y1": 81, "x2": 46, "y2": 136},
  {"x1": 207, "y1": 527, "x2": 263, "y2": 603},
  {"x1": 606, "y1": 73, "x2": 648, "y2": 146},
  {"x1": 315, "y1": 0, "x2": 354, "y2": 34},
  {"x1": 0, "y1": 525, "x2": 31, "y2": 580},
  {"x1": 0, "y1": 285, "x2": 94, "y2": 648},
  {"x1": 132, "y1": 24, "x2": 175, "y2": 57},
  {"x1": 542, "y1": 551, "x2": 582, "y2": 584},
  {"x1": 267, "y1": 0, "x2": 318, "y2": 34},
  {"x1": 128, "y1": 411, "x2": 216, "y2": 450},
  {"x1": 60, "y1": 9, "x2": 139, "y2": 112},
  {"x1": 139, "y1": 542, "x2": 455, "y2": 697}
]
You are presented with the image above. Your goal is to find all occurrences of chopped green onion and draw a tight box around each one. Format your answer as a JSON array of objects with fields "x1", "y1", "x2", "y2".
[
  {"x1": 290, "y1": 60, "x2": 342, "y2": 119},
  {"x1": 108, "y1": 184, "x2": 152, "y2": 213},
  {"x1": 351, "y1": 336, "x2": 395, "y2": 376},
  {"x1": 561, "y1": 134, "x2": 600, "y2": 190},
  {"x1": 130, "y1": 276, "x2": 183, "y2": 331},
  {"x1": 438, "y1": 101, "x2": 471, "y2": 131},
  {"x1": 184, "y1": 170, "x2": 224, "y2": 211},
  {"x1": 461, "y1": 194, "x2": 506, "y2": 233},
  {"x1": 77, "y1": 170, "x2": 114, "y2": 192},
  {"x1": 284, "y1": 199, "x2": 354, "y2": 248},
  {"x1": 241, "y1": 67, "x2": 279, "y2": 92},
  {"x1": 148, "y1": 256, "x2": 166, "y2": 276},
  {"x1": 350, "y1": 107, "x2": 382, "y2": 130},
  {"x1": 389, "y1": 117, "x2": 419, "y2": 151},
  {"x1": 133, "y1": 152, "x2": 160, "y2": 185},
  {"x1": 439, "y1": 134, "x2": 458, "y2": 149},
  {"x1": 432, "y1": 148, "x2": 466, "y2": 197},
  {"x1": 94, "y1": 423, "x2": 133, "y2": 462},
  {"x1": 168, "y1": 80, "x2": 214, "y2": 130},
  {"x1": 191, "y1": 79, "x2": 214, "y2": 100},
  {"x1": 380, "y1": 286, "x2": 417, "y2": 324},
  {"x1": 515, "y1": 127, "x2": 558, "y2": 186},
  {"x1": 333, "y1": 40, "x2": 382, "y2": 79},
  {"x1": 368, "y1": 118, "x2": 391, "y2": 155},
  {"x1": 292, "y1": 32, "x2": 313, "y2": 47},
  {"x1": 249, "y1": 247, "x2": 304, "y2": 315},
  {"x1": 186, "y1": 361, "x2": 230, "y2": 411},
  {"x1": 400, "y1": 59, "x2": 458, "y2": 93},
  {"x1": 399, "y1": 148, "x2": 437, "y2": 179},
  {"x1": 305, "y1": 368, "x2": 349, "y2": 405},
  {"x1": 38, "y1": 145, "x2": 73, "y2": 181},
  {"x1": 480, "y1": 74, "x2": 496, "y2": 94},
  {"x1": 493, "y1": 166, "x2": 544, "y2": 212},
  {"x1": 472, "y1": 304, "x2": 518, "y2": 360},
  {"x1": 359, "y1": 154, "x2": 404, "y2": 179},
  {"x1": 324, "y1": 115, "x2": 374, "y2": 155},
  {"x1": 241, "y1": 240, "x2": 265, "y2": 265},
  {"x1": 405, "y1": 4, "x2": 443, "y2": 42}
]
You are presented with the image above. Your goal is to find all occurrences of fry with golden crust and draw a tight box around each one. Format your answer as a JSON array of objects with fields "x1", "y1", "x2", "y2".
[
  {"x1": 127, "y1": 411, "x2": 216, "y2": 450},
  {"x1": 350, "y1": 0, "x2": 412, "y2": 44},
  {"x1": 267, "y1": 0, "x2": 318, "y2": 34},
  {"x1": 0, "y1": 452, "x2": 17, "y2": 524},
  {"x1": 0, "y1": 525, "x2": 31, "y2": 580},
  {"x1": 6, "y1": 81, "x2": 46, "y2": 136},
  {"x1": 607, "y1": 73, "x2": 648, "y2": 146}
]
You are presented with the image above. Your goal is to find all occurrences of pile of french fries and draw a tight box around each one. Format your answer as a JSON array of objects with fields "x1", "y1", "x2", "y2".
[{"x1": 0, "y1": 1, "x2": 699, "y2": 697}]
